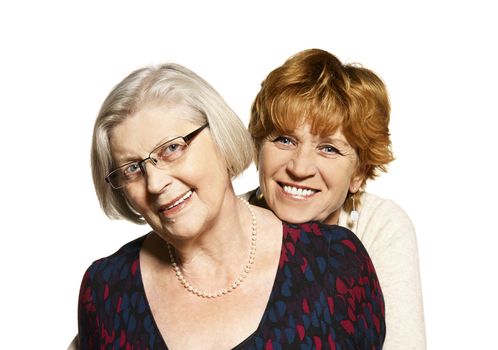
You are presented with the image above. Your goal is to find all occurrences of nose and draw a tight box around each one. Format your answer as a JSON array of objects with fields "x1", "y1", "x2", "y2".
[
  {"x1": 143, "y1": 161, "x2": 173, "y2": 194},
  {"x1": 286, "y1": 147, "x2": 317, "y2": 179}
]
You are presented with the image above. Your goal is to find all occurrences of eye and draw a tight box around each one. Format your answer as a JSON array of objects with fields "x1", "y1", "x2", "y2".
[
  {"x1": 123, "y1": 163, "x2": 142, "y2": 178},
  {"x1": 319, "y1": 144, "x2": 343, "y2": 156},
  {"x1": 272, "y1": 135, "x2": 296, "y2": 149},
  {"x1": 158, "y1": 140, "x2": 187, "y2": 160}
]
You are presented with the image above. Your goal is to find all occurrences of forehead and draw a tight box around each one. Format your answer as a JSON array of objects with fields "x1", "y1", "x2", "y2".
[
  {"x1": 291, "y1": 123, "x2": 350, "y2": 144},
  {"x1": 269, "y1": 92, "x2": 345, "y2": 136},
  {"x1": 109, "y1": 102, "x2": 200, "y2": 160}
]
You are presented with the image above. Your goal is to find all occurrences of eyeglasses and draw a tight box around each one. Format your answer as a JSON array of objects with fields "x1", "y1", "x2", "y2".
[{"x1": 105, "y1": 123, "x2": 209, "y2": 189}]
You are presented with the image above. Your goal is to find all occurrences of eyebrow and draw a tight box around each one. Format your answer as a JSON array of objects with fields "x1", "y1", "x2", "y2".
[
  {"x1": 113, "y1": 135, "x2": 176, "y2": 165},
  {"x1": 114, "y1": 154, "x2": 142, "y2": 166},
  {"x1": 272, "y1": 130, "x2": 352, "y2": 146},
  {"x1": 319, "y1": 136, "x2": 353, "y2": 148},
  {"x1": 153, "y1": 132, "x2": 181, "y2": 148}
]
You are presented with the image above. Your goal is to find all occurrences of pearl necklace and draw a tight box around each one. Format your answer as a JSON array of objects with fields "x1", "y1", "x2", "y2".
[{"x1": 166, "y1": 197, "x2": 257, "y2": 298}]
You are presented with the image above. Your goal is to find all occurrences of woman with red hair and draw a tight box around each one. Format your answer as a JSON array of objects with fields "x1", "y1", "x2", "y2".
[{"x1": 248, "y1": 48, "x2": 426, "y2": 349}]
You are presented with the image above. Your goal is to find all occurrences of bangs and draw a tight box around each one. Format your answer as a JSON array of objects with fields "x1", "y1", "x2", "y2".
[{"x1": 268, "y1": 91, "x2": 346, "y2": 137}]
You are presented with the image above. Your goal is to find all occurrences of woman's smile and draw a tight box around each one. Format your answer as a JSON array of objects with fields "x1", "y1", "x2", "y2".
[
  {"x1": 158, "y1": 189, "x2": 194, "y2": 217},
  {"x1": 277, "y1": 182, "x2": 320, "y2": 200},
  {"x1": 259, "y1": 124, "x2": 361, "y2": 224}
]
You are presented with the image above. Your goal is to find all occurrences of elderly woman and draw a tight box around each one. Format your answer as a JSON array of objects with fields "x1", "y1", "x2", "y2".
[
  {"x1": 247, "y1": 49, "x2": 426, "y2": 349},
  {"x1": 74, "y1": 63, "x2": 385, "y2": 349}
]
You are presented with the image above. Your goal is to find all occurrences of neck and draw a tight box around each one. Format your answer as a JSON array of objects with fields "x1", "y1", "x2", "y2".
[
  {"x1": 169, "y1": 194, "x2": 253, "y2": 274},
  {"x1": 323, "y1": 208, "x2": 341, "y2": 225},
  {"x1": 163, "y1": 196, "x2": 258, "y2": 298}
]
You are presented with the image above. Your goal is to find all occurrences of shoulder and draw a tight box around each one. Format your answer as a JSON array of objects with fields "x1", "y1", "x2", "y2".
[
  {"x1": 78, "y1": 235, "x2": 150, "y2": 347},
  {"x1": 283, "y1": 221, "x2": 371, "y2": 259},
  {"x1": 317, "y1": 222, "x2": 374, "y2": 267},
  {"x1": 280, "y1": 222, "x2": 379, "y2": 292},
  {"x1": 296, "y1": 222, "x2": 378, "y2": 278},
  {"x1": 81, "y1": 235, "x2": 147, "y2": 289},
  {"x1": 361, "y1": 192, "x2": 417, "y2": 244},
  {"x1": 340, "y1": 192, "x2": 417, "y2": 249},
  {"x1": 361, "y1": 192, "x2": 413, "y2": 223},
  {"x1": 79, "y1": 234, "x2": 147, "y2": 319},
  {"x1": 287, "y1": 221, "x2": 365, "y2": 244},
  {"x1": 340, "y1": 192, "x2": 414, "y2": 225}
]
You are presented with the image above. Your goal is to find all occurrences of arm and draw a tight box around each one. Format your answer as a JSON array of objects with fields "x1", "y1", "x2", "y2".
[
  {"x1": 77, "y1": 269, "x2": 99, "y2": 350},
  {"x1": 67, "y1": 335, "x2": 79, "y2": 350},
  {"x1": 326, "y1": 225, "x2": 386, "y2": 349},
  {"x1": 356, "y1": 197, "x2": 426, "y2": 350}
]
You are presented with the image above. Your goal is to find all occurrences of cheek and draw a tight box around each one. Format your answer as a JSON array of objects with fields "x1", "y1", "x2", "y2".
[
  {"x1": 259, "y1": 145, "x2": 287, "y2": 175},
  {"x1": 123, "y1": 187, "x2": 146, "y2": 209},
  {"x1": 187, "y1": 149, "x2": 229, "y2": 191},
  {"x1": 258, "y1": 152, "x2": 269, "y2": 181},
  {"x1": 258, "y1": 149, "x2": 281, "y2": 193},
  {"x1": 122, "y1": 188, "x2": 155, "y2": 223},
  {"x1": 123, "y1": 187, "x2": 137, "y2": 205},
  {"x1": 321, "y1": 161, "x2": 356, "y2": 190},
  {"x1": 183, "y1": 136, "x2": 225, "y2": 173},
  {"x1": 201, "y1": 138, "x2": 228, "y2": 172}
]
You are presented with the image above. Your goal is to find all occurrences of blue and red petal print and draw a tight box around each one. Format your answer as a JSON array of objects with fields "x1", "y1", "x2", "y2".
[{"x1": 78, "y1": 222, "x2": 385, "y2": 349}]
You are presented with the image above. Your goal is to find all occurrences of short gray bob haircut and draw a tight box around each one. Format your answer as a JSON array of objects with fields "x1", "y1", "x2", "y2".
[{"x1": 92, "y1": 63, "x2": 253, "y2": 224}]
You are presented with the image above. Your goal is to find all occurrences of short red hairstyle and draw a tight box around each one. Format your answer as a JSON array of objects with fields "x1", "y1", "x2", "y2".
[{"x1": 249, "y1": 48, "x2": 394, "y2": 183}]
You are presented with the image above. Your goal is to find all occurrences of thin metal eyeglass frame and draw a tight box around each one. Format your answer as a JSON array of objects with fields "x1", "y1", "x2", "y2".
[{"x1": 105, "y1": 123, "x2": 209, "y2": 189}]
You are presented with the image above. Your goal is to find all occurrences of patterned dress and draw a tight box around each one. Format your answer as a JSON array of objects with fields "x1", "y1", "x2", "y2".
[{"x1": 78, "y1": 222, "x2": 385, "y2": 349}]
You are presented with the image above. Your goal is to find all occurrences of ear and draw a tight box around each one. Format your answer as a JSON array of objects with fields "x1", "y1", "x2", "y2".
[{"x1": 349, "y1": 173, "x2": 364, "y2": 193}]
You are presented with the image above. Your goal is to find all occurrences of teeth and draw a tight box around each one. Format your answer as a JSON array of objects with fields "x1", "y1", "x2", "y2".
[
  {"x1": 283, "y1": 185, "x2": 316, "y2": 197},
  {"x1": 166, "y1": 190, "x2": 193, "y2": 210}
]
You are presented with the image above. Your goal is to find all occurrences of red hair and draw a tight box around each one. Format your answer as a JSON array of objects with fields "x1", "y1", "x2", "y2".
[{"x1": 249, "y1": 48, "x2": 394, "y2": 182}]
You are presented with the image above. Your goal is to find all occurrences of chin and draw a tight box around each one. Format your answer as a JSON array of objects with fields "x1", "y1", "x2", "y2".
[
  {"x1": 162, "y1": 218, "x2": 200, "y2": 238},
  {"x1": 274, "y1": 208, "x2": 316, "y2": 224}
]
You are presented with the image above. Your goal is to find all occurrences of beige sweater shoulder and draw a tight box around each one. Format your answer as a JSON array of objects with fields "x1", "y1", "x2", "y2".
[{"x1": 339, "y1": 192, "x2": 426, "y2": 349}]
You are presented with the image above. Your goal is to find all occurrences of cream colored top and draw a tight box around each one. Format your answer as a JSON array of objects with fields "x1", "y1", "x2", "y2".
[{"x1": 339, "y1": 192, "x2": 426, "y2": 349}]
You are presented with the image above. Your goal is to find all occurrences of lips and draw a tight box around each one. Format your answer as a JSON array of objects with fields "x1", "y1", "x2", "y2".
[
  {"x1": 278, "y1": 182, "x2": 319, "y2": 198},
  {"x1": 159, "y1": 190, "x2": 193, "y2": 213}
]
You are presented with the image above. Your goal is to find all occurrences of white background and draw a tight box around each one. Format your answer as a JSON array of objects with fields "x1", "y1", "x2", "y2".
[{"x1": 1, "y1": 1, "x2": 496, "y2": 348}]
